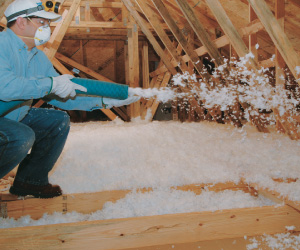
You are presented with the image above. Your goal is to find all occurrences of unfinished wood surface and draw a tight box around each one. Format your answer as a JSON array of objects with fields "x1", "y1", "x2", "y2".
[
  {"x1": 0, "y1": 205, "x2": 299, "y2": 250},
  {"x1": 0, "y1": 182, "x2": 252, "y2": 220},
  {"x1": 122, "y1": 0, "x2": 177, "y2": 75},
  {"x1": 52, "y1": 56, "x2": 119, "y2": 121},
  {"x1": 43, "y1": 10, "x2": 69, "y2": 55},
  {"x1": 128, "y1": 20, "x2": 140, "y2": 118},
  {"x1": 63, "y1": 1, "x2": 123, "y2": 8},
  {"x1": 146, "y1": 71, "x2": 172, "y2": 119},
  {"x1": 205, "y1": 0, "x2": 271, "y2": 133},
  {"x1": 205, "y1": 0, "x2": 258, "y2": 70},
  {"x1": 125, "y1": 234, "x2": 300, "y2": 250},
  {"x1": 136, "y1": 0, "x2": 190, "y2": 74},
  {"x1": 151, "y1": 0, "x2": 204, "y2": 75},
  {"x1": 275, "y1": 0, "x2": 285, "y2": 86},
  {"x1": 55, "y1": 52, "x2": 128, "y2": 121},
  {"x1": 174, "y1": 0, "x2": 245, "y2": 126},
  {"x1": 289, "y1": 0, "x2": 300, "y2": 9},
  {"x1": 142, "y1": 41, "x2": 150, "y2": 89},
  {"x1": 0, "y1": 0, "x2": 13, "y2": 20},
  {"x1": 272, "y1": 0, "x2": 300, "y2": 139},
  {"x1": 248, "y1": 0, "x2": 300, "y2": 82},
  {"x1": 248, "y1": 182, "x2": 300, "y2": 213},
  {"x1": 175, "y1": 0, "x2": 224, "y2": 68},
  {"x1": 152, "y1": 19, "x2": 265, "y2": 78},
  {"x1": 145, "y1": 0, "x2": 227, "y2": 123},
  {"x1": 56, "y1": 52, "x2": 114, "y2": 82},
  {"x1": 249, "y1": 6, "x2": 258, "y2": 61},
  {"x1": 45, "y1": 0, "x2": 82, "y2": 61}
]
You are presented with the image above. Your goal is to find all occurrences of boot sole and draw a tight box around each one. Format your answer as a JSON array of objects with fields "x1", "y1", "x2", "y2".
[{"x1": 9, "y1": 186, "x2": 62, "y2": 199}]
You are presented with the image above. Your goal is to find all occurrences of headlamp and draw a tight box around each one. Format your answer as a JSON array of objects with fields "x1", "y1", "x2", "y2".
[{"x1": 42, "y1": 1, "x2": 61, "y2": 13}]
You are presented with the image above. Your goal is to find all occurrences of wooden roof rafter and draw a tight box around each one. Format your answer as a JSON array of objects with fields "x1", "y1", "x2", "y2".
[
  {"x1": 0, "y1": 0, "x2": 13, "y2": 20},
  {"x1": 203, "y1": 0, "x2": 300, "y2": 138},
  {"x1": 122, "y1": 0, "x2": 178, "y2": 75},
  {"x1": 289, "y1": 0, "x2": 300, "y2": 9},
  {"x1": 248, "y1": 0, "x2": 300, "y2": 82},
  {"x1": 135, "y1": 0, "x2": 222, "y2": 122}
]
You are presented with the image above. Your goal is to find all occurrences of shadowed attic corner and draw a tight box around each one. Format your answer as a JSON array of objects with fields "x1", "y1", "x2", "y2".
[{"x1": 0, "y1": 0, "x2": 300, "y2": 249}]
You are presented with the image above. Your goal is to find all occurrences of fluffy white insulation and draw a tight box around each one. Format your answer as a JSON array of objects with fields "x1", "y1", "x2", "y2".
[{"x1": 1, "y1": 53, "x2": 300, "y2": 247}]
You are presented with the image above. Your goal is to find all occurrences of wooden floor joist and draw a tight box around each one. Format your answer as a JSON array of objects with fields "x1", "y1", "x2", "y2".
[
  {"x1": 0, "y1": 205, "x2": 299, "y2": 250},
  {"x1": 0, "y1": 180, "x2": 299, "y2": 249},
  {"x1": 0, "y1": 181, "x2": 252, "y2": 220}
]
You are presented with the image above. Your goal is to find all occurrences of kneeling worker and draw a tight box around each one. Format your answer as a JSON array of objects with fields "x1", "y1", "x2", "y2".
[{"x1": 0, "y1": 0, "x2": 139, "y2": 198}]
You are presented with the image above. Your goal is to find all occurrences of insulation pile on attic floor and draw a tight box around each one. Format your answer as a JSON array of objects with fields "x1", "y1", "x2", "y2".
[{"x1": 0, "y1": 121, "x2": 300, "y2": 249}]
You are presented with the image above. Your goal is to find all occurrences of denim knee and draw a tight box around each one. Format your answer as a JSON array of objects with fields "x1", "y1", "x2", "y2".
[
  {"x1": 16, "y1": 126, "x2": 35, "y2": 155},
  {"x1": 0, "y1": 123, "x2": 35, "y2": 179},
  {"x1": 54, "y1": 111, "x2": 70, "y2": 133}
]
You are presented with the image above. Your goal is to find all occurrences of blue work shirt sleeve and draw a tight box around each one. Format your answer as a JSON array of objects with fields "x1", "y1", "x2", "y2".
[
  {"x1": 0, "y1": 52, "x2": 53, "y2": 102},
  {"x1": 47, "y1": 96, "x2": 105, "y2": 111}
]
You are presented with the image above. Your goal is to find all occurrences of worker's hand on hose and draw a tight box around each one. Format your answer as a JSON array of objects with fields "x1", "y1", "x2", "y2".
[
  {"x1": 102, "y1": 95, "x2": 140, "y2": 109},
  {"x1": 50, "y1": 75, "x2": 87, "y2": 99}
]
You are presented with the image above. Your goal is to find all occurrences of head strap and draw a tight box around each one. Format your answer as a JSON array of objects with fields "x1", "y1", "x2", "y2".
[{"x1": 6, "y1": 5, "x2": 44, "y2": 22}]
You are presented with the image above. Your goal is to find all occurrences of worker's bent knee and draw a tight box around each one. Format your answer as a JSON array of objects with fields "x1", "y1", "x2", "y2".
[
  {"x1": 0, "y1": 120, "x2": 35, "y2": 177},
  {"x1": 50, "y1": 110, "x2": 70, "y2": 133},
  {"x1": 0, "y1": 119, "x2": 35, "y2": 155},
  {"x1": 8, "y1": 124, "x2": 35, "y2": 156},
  {"x1": 16, "y1": 125, "x2": 35, "y2": 154}
]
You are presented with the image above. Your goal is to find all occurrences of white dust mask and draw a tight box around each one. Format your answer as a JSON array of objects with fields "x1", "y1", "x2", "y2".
[
  {"x1": 33, "y1": 24, "x2": 51, "y2": 46},
  {"x1": 18, "y1": 18, "x2": 52, "y2": 46}
]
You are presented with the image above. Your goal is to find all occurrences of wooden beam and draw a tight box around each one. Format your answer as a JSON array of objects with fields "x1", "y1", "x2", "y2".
[
  {"x1": 55, "y1": 53, "x2": 128, "y2": 121},
  {"x1": 52, "y1": 21, "x2": 128, "y2": 28},
  {"x1": 0, "y1": 182, "x2": 251, "y2": 219},
  {"x1": 272, "y1": 0, "x2": 300, "y2": 140},
  {"x1": 249, "y1": 6, "x2": 258, "y2": 61},
  {"x1": 45, "y1": 0, "x2": 82, "y2": 61},
  {"x1": 85, "y1": 1, "x2": 91, "y2": 21},
  {"x1": 151, "y1": 0, "x2": 204, "y2": 76},
  {"x1": 174, "y1": 0, "x2": 224, "y2": 68},
  {"x1": 259, "y1": 57, "x2": 275, "y2": 68},
  {"x1": 142, "y1": 71, "x2": 172, "y2": 120},
  {"x1": 275, "y1": 0, "x2": 285, "y2": 86},
  {"x1": 0, "y1": 0, "x2": 13, "y2": 20},
  {"x1": 63, "y1": 1, "x2": 123, "y2": 8},
  {"x1": 205, "y1": 0, "x2": 258, "y2": 71},
  {"x1": 151, "y1": 20, "x2": 265, "y2": 78},
  {"x1": 0, "y1": 205, "x2": 299, "y2": 249},
  {"x1": 248, "y1": 182, "x2": 300, "y2": 213},
  {"x1": 205, "y1": 0, "x2": 270, "y2": 133},
  {"x1": 142, "y1": 41, "x2": 150, "y2": 89},
  {"x1": 136, "y1": 0, "x2": 190, "y2": 74},
  {"x1": 46, "y1": 10, "x2": 69, "y2": 50},
  {"x1": 122, "y1": 0, "x2": 177, "y2": 75},
  {"x1": 50, "y1": 19, "x2": 170, "y2": 30},
  {"x1": 248, "y1": 0, "x2": 300, "y2": 82},
  {"x1": 274, "y1": 0, "x2": 287, "y2": 134},
  {"x1": 34, "y1": 57, "x2": 119, "y2": 122},
  {"x1": 289, "y1": 0, "x2": 300, "y2": 9},
  {"x1": 55, "y1": 53, "x2": 114, "y2": 82},
  {"x1": 128, "y1": 20, "x2": 141, "y2": 118},
  {"x1": 273, "y1": 110, "x2": 300, "y2": 140},
  {"x1": 174, "y1": 0, "x2": 244, "y2": 126}
]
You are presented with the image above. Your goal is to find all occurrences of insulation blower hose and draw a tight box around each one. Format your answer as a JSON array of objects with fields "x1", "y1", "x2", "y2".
[{"x1": 0, "y1": 78, "x2": 129, "y2": 116}]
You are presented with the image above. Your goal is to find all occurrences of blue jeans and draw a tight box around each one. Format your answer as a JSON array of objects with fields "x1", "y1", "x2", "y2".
[{"x1": 0, "y1": 108, "x2": 70, "y2": 185}]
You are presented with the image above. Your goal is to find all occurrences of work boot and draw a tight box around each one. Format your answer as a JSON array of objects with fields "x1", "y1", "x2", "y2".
[{"x1": 9, "y1": 180, "x2": 62, "y2": 199}]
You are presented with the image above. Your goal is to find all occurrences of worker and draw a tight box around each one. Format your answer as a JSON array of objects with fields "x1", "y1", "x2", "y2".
[{"x1": 0, "y1": 0, "x2": 139, "y2": 198}]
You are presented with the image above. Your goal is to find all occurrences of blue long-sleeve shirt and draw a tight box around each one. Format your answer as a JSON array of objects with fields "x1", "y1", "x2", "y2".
[{"x1": 0, "y1": 28, "x2": 104, "y2": 121}]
